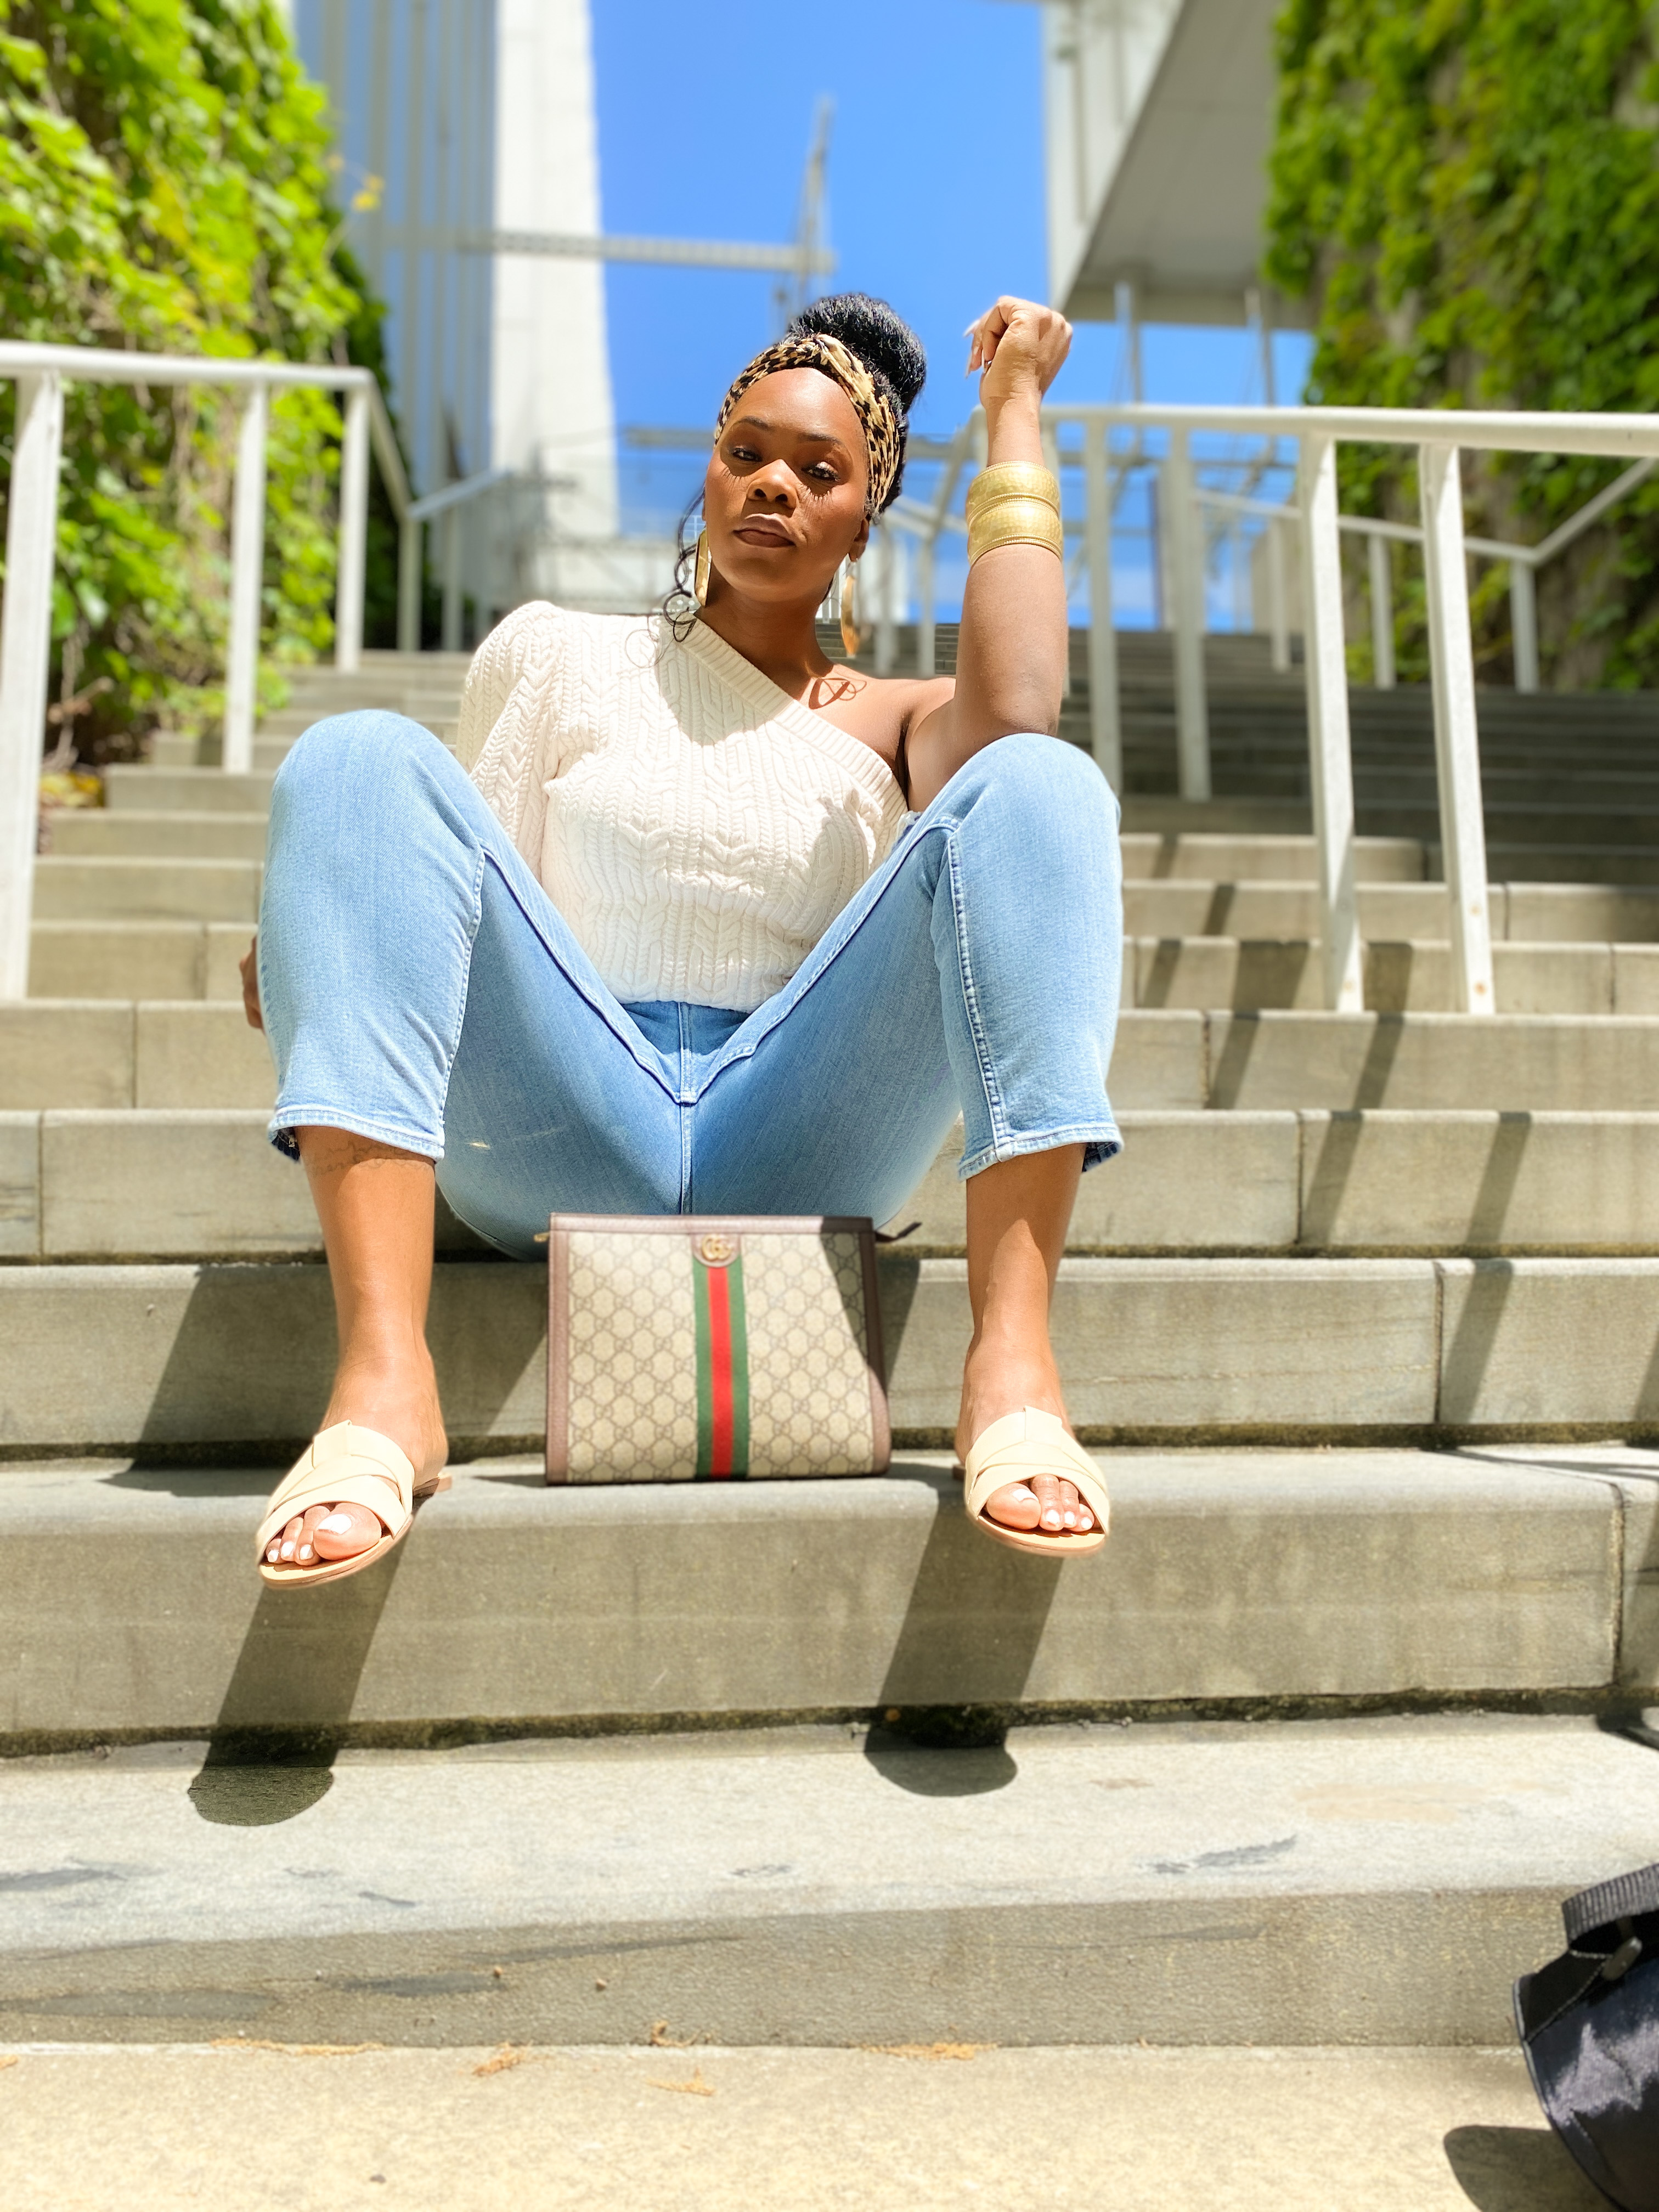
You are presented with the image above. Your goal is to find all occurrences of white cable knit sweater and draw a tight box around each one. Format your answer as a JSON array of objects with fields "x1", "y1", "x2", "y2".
[{"x1": 455, "y1": 602, "x2": 910, "y2": 1013}]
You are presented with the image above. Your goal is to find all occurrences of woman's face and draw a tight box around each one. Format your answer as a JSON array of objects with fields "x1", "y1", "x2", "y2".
[{"x1": 702, "y1": 368, "x2": 871, "y2": 609}]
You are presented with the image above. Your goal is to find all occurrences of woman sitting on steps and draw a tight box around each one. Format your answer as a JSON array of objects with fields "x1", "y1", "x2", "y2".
[{"x1": 240, "y1": 289, "x2": 1122, "y2": 1583}]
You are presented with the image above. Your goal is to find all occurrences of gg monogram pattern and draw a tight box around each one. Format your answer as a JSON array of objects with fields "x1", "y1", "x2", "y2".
[
  {"x1": 558, "y1": 1224, "x2": 879, "y2": 1482},
  {"x1": 566, "y1": 1231, "x2": 699, "y2": 1481},
  {"x1": 743, "y1": 1233, "x2": 875, "y2": 1475}
]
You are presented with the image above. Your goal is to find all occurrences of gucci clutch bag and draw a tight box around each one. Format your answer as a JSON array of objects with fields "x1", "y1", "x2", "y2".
[{"x1": 544, "y1": 1214, "x2": 891, "y2": 1483}]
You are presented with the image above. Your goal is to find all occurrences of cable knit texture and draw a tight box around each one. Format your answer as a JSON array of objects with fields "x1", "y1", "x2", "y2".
[{"x1": 456, "y1": 602, "x2": 910, "y2": 1012}]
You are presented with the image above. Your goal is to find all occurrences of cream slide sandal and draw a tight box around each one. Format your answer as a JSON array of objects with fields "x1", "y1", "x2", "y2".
[
  {"x1": 255, "y1": 1420, "x2": 450, "y2": 1589},
  {"x1": 961, "y1": 1407, "x2": 1110, "y2": 1558}
]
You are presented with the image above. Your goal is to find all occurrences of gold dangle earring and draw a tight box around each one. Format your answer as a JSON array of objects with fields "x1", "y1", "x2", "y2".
[
  {"x1": 839, "y1": 557, "x2": 860, "y2": 660},
  {"x1": 693, "y1": 528, "x2": 712, "y2": 608}
]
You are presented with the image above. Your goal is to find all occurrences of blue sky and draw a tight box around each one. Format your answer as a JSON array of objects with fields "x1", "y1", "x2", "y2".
[
  {"x1": 591, "y1": 0, "x2": 1310, "y2": 445},
  {"x1": 591, "y1": 0, "x2": 1310, "y2": 578}
]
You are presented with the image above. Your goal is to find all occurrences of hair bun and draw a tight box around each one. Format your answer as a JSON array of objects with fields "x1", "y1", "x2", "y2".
[{"x1": 787, "y1": 293, "x2": 926, "y2": 417}]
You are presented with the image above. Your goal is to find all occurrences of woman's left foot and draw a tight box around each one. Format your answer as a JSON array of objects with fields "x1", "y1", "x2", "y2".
[{"x1": 955, "y1": 1345, "x2": 1096, "y2": 1539}]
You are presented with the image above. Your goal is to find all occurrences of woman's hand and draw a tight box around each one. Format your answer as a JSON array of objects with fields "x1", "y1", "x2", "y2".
[
  {"x1": 964, "y1": 296, "x2": 1072, "y2": 414},
  {"x1": 240, "y1": 935, "x2": 263, "y2": 1031}
]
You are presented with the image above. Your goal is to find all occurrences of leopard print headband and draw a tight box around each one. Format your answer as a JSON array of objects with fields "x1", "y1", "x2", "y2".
[{"x1": 714, "y1": 332, "x2": 905, "y2": 517}]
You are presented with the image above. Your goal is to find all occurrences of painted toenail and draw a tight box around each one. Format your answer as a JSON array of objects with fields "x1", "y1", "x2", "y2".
[
  {"x1": 1042, "y1": 1510, "x2": 1060, "y2": 1527},
  {"x1": 280, "y1": 1541, "x2": 295, "y2": 1558},
  {"x1": 320, "y1": 1513, "x2": 354, "y2": 1533},
  {"x1": 298, "y1": 1544, "x2": 313, "y2": 1560}
]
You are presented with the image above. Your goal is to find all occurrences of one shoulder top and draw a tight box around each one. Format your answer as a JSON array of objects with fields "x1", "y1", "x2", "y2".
[{"x1": 455, "y1": 601, "x2": 910, "y2": 1013}]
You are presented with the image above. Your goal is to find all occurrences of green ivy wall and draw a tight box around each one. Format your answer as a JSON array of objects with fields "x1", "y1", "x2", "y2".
[
  {"x1": 1266, "y1": 0, "x2": 1659, "y2": 688},
  {"x1": 0, "y1": 0, "x2": 394, "y2": 758}
]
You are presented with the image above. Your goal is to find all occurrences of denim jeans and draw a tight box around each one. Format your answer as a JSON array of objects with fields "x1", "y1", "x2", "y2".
[{"x1": 258, "y1": 713, "x2": 1123, "y2": 1260}]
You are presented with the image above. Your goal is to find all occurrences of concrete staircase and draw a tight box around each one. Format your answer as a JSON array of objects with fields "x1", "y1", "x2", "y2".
[{"x1": 7, "y1": 635, "x2": 1659, "y2": 2055}]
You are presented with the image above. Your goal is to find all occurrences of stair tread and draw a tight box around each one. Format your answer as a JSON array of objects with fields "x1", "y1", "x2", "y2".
[{"x1": 0, "y1": 1666, "x2": 1650, "y2": 2040}]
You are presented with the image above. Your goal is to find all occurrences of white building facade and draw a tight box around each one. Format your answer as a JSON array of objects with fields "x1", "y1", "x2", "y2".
[
  {"x1": 1042, "y1": 0, "x2": 1296, "y2": 329},
  {"x1": 289, "y1": 0, "x2": 661, "y2": 624}
]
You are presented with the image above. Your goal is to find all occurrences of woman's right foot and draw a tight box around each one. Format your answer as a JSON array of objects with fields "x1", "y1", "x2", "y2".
[
  {"x1": 263, "y1": 1358, "x2": 448, "y2": 1572},
  {"x1": 955, "y1": 1341, "x2": 1096, "y2": 1542}
]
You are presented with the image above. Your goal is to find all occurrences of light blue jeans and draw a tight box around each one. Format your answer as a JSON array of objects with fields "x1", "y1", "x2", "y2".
[{"x1": 258, "y1": 713, "x2": 1123, "y2": 1259}]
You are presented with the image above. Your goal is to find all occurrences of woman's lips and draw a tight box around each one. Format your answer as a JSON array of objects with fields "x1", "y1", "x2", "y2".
[{"x1": 732, "y1": 520, "x2": 796, "y2": 546}]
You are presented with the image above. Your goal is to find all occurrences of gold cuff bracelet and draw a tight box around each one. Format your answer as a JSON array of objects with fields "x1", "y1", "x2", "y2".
[
  {"x1": 964, "y1": 462, "x2": 1060, "y2": 521},
  {"x1": 967, "y1": 496, "x2": 1065, "y2": 568}
]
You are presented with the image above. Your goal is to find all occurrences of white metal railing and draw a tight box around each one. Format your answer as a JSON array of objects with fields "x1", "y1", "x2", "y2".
[
  {"x1": 890, "y1": 400, "x2": 1659, "y2": 1020},
  {"x1": 0, "y1": 340, "x2": 422, "y2": 998}
]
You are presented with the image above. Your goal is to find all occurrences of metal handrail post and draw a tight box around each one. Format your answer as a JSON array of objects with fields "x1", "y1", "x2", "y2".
[
  {"x1": 874, "y1": 524, "x2": 897, "y2": 675},
  {"x1": 334, "y1": 383, "x2": 371, "y2": 674},
  {"x1": 1041, "y1": 421, "x2": 1071, "y2": 698},
  {"x1": 1510, "y1": 560, "x2": 1539, "y2": 692},
  {"x1": 397, "y1": 515, "x2": 421, "y2": 653},
  {"x1": 1419, "y1": 442, "x2": 1496, "y2": 1014},
  {"x1": 0, "y1": 371, "x2": 64, "y2": 1000},
  {"x1": 223, "y1": 380, "x2": 268, "y2": 775},
  {"x1": 916, "y1": 534, "x2": 936, "y2": 678},
  {"x1": 1299, "y1": 434, "x2": 1364, "y2": 1012},
  {"x1": 1368, "y1": 531, "x2": 1396, "y2": 689},
  {"x1": 1164, "y1": 427, "x2": 1210, "y2": 800},
  {"x1": 1267, "y1": 514, "x2": 1290, "y2": 673},
  {"x1": 441, "y1": 505, "x2": 461, "y2": 652},
  {"x1": 1082, "y1": 421, "x2": 1121, "y2": 787}
]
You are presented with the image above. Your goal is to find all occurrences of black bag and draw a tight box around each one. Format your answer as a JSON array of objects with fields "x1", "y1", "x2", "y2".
[{"x1": 1514, "y1": 1861, "x2": 1659, "y2": 2211}]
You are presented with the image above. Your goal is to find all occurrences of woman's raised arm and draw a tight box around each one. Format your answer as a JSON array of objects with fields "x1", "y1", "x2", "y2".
[{"x1": 902, "y1": 296, "x2": 1074, "y2": 811}]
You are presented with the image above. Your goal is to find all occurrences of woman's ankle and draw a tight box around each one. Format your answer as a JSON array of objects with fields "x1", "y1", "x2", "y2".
[
  {"x1": 321, "y1": 1351, "x2": 448, "y2": 1476},
  {"x1": 956, "y1": 1333, "x2": 1068, "y2": 1454}
]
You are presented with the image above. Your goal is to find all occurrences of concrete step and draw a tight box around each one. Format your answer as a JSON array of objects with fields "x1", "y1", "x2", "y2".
[
  {"x1": 0, "y1": 2045, "x2": 1592, "y2": 2209},
  {"x1": 8, "y1": 1252, "x2": 1659, "y2": 1452},
  {"x1": 27, "y1": 923, "x2": 250, "y2": 1003},
  {"x1": 0, "y1": 1707, "x2": 1654, "y2": 2046},
  {"x1": 0, "y1": 1004, "x2": 274, "y2": 1110},
  {"x1": 11, "y1": 1108, "x2": 1659, "y2": 1261},
  {"x1": 9, "y1": 1445, "x2": 1646, "y2": 1736},
  {"x1": 31, "y1": 857, "x2": 261, "y2": 924},
  {"x1": 48, "y1": 812, "x2": 270, "y2": 863},
  {"x1": 1122, "y1": 879, "x2": 1659, "y2": 944},
  {"x1": 1130, "y1": 936, "x2": 1659, "y2": 1015},
  {"x1": 1481, "y1": 842, "x2": 1659, "y2": 887},
  {"x1": 104, "y1": 767, "x2": 273, "y2": 815},
  {"x1": 1119, "y1": 833, "x2": 1423, "y2": 881},
  {"x1": 14, "y1": 1006, "x2": 1659, "y2": 1114}
]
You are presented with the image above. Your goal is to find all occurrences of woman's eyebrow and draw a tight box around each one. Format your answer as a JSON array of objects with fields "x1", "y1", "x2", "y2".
[{"x1": 730, "y1": 412, "x2": 850, "y2": 452}]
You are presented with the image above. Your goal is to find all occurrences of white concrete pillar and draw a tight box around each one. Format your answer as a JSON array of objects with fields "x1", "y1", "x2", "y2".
[{"x1": 493, "y1": 0, "x2": 618, "y2": 602}]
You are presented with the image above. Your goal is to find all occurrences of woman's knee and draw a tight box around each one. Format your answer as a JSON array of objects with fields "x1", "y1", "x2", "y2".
[
  {"x1": 272, "y1": 710, "x2": 448, "y2": 816},
  {"x1": 949, "y1": 731, "x2": 1120, "y2": 840}
]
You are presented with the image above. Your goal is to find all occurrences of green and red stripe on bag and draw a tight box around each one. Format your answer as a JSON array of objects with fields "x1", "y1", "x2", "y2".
[{"x1": 544, "y1": 1216, "x2": 890, "y2": 1483}]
